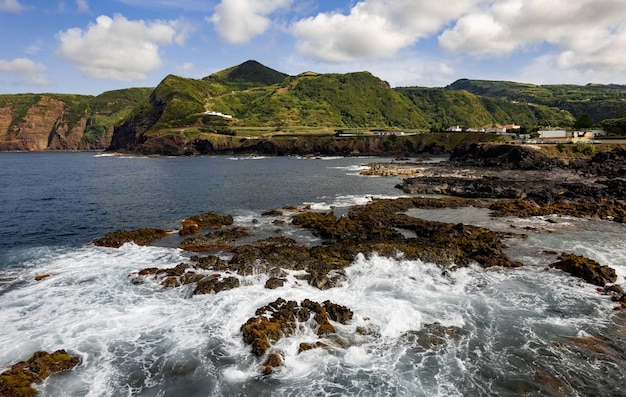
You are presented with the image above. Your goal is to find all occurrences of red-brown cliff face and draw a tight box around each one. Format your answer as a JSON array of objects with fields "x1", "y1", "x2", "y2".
[
  {"x1": 0, "y1": 88, "x2": 152, "y2": 151},
  {"x1": 48, "y1": 117, "x2": 89, "y2": 150},
  {"x1": 0, "y1": 97, "x2": 78, "y2": 151}
]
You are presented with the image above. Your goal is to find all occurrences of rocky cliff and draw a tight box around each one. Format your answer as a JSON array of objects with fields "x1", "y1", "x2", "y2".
[
  {"x1": 0, "y1": 89, "x2": 151, "y2": 151},
  {"x1": 0, "y1": 97, "x2": 69, "y2": 150}
]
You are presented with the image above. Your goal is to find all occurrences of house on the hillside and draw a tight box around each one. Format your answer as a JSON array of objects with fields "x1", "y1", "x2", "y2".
[
  {"x1": 203, "y1": 111, "x2": 233, "y2": 119},
  {"x1": 446, "y1": 126, "x2": 462, "y2": 132}
]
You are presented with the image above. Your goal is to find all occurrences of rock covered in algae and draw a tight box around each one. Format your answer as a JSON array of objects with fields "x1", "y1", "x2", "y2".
[
  {"x1": 179, "y1": 212, "x2": 234, "y2": 236},
  {"x1": 550, "y1": 253, "x2": 617, "y2": 286},
  {"x1": 0, "y1": 350, "x2": 80, "y2": 397},
  {"x1": 240, "y1": 297, "x2": 354, "y2": 374},
  {"x1": 93, "y1": 228, "x2": 168, "y2": 248}
]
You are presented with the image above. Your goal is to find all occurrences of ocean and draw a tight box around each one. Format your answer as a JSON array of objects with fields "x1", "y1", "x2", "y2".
[{"x1": 0, "y1": 152, "x2": 625, "y2": 396}]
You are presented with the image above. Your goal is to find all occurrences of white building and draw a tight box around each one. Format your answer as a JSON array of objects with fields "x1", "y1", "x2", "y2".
[
  {"x1": 446, "y1": 126, "x2": 462, "y2": 132},
  {"x1": 203, "y1": 111, "x2": 233, "y2": 119},
  {"x1": 538, "y1": 130, "x2": 567, "y2": 139}
]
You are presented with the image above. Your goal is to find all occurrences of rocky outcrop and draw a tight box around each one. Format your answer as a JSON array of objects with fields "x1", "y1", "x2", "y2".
[
  {"x1": 241, "y1": 298, "x2": 353, "y2": 373},
  {"x1": 550, "y1": 253, "x2": 617, "y2": 287},
  {"x1": 449, "y1": 143, "x2": 563, "y2": 170},
  {"x1": 179, "y1": 227, "x2": 250, "y2": 252},
  {"x1": 394, "y1": 145, "x2": 626, "y2": 223},
  {"x1": 193, "y1": 276, "x2": 239, "y2": 295},
  {"x1": 291, "y1": 198, "x2": 524, "y2": 269},
  {"x1": 93, "y1": 228, "x2": 169, "y2": 248},
  {"x1": 123, "y1": 198, "x2": 525, "y2": 298},
  {"x1": 0, "y1": 350, "x2": 80, "y2": 397},
  {"x1": 179, "y1": 212, "x2": 234, "y2": 236}
]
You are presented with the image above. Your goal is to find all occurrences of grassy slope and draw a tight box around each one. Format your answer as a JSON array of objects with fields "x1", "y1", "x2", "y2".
[{"x1": 447, "y1": 79, "x2": 626, "y2": 124}]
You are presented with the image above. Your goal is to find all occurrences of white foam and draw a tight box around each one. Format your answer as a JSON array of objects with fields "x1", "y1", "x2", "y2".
[
  {"x1": 228, "y1": 156, "x2": 267, "y2": 160},
  {"x1": 0, "y1": 231, "x2": 622, "y2": 395},
  {"x1": 93, "y1": 153, "x2": 149, "y2": 159},
  {"x1": 305, "y1": 194, "x2": 405, "y2": 211}
]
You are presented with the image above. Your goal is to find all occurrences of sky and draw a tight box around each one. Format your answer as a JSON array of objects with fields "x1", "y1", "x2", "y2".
[{"x1": 2, "y1": 0, "x2": 626, "y2": 95}]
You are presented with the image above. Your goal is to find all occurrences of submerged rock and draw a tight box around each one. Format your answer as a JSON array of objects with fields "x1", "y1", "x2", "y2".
[
  {"x1": 0, "y1": 350, "x2": 80, "y2": 397},
  {"x1": 550, "y1": 253, "x2": 617, "y2": 286}
]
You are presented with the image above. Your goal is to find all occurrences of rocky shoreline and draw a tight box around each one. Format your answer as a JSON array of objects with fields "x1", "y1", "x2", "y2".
[
  {"x1": 9, "y1": 143, "x2": 625, "y2": 390},
  {"x1": 375, "y1": 143, "x2": 626, "y2": 222},
  {"x1": 85, "y1": 143, "x2": 626, "y2": 376}
]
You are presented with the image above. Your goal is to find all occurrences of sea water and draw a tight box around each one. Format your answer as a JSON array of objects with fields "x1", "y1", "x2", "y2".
[{"x1": 0, "y1": 153, "x2": 625, "y2": 396}]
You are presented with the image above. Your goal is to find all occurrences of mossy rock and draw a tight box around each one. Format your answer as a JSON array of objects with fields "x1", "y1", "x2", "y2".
[
  {"x1": 550, "y1": 253, "x2": 617, "y2": 286},
  {"x1": 93, "y1": 228, "x2": 168, "y2": 248},
  {"x1": 0, "y1": 350, "x2": 80, "y2": 397},
  {"x1": 241, "y1": 298, "x2": 353, "y2": 358},
  {"x1": 179, "y1": 212, "x2": 234, "y2": 235}
]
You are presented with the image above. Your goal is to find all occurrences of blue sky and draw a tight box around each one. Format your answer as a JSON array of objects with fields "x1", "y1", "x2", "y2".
[{"x1": 2, "y1": 0, "x2": 626, "y2": 95}]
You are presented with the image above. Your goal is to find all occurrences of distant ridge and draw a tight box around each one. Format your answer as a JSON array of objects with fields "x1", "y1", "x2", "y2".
[
  {"x1": 203, "y1": 60, "x2": 289, "y2": 89},
  {"x1": 446, "y1": 78, "x2": 626, "y2": 123}
]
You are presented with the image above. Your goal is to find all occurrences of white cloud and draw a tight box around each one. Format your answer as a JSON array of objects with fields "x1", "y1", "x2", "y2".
[
  {"x1": 208, "y1": 0, "x2": 293, "y2": 44},
  {"x1": 76, "y1": 0, "x2": 89, "y2": 12},
  {"x1": 0, "y1": 58, "x2": 49, "y2": 85},
  {"x1": 176, "y1": 62, "x2": 195, "y2": 72},
  {"x1": 439, "y1": 0, "x2": 626, "y2": 73},
  {"x1": 0, "y1": 0, "x2": 24, "y2": 12},
  {"x1": 290, "y1": 0, "x2": 481, "y2": 62},
  {"x1": 56, "y1": 14, "x2": 181, "y2": 81}
]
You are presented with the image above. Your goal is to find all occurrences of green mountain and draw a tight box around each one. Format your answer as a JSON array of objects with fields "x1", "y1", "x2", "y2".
[
  {"x1": 110, "y1": 64, "x2": 433, "y2": 151},
  {"x1": 203, "y1": 59, "x2": 289, "y2": 90},
  {"x1": 206, "y1": 71, "x2": 429, "y2": 129},
  {"x1": 447, "y1": 78, "x2": 626, "y2": 124}
]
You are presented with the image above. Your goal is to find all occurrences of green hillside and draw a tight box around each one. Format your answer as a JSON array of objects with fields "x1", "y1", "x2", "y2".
[
  {"x1": 114, "y1": 65, "x2": 433, "y2": 148},
  {"x1": 396, "y1": 87, "x2": 574, "y2": 130},
  {"x1": 447, "y1": 79, "x2": 626, "y2": 124},
  {"x1": 207, "y1": 71, "x2": 429, "y2": 129}
]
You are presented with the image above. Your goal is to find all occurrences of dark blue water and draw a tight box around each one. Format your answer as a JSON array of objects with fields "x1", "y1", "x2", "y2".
[{"x1": 0, "y1": 153, "x2": 399, "y2": 251}]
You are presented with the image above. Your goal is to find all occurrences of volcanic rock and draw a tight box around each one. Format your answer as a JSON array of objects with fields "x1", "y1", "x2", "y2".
[
  {"x1": 0, "y1": 350, "x2": 80, "y2": 397},
  {"x1": 241, "y1": 298, "x2": 353, "y2": 358},
  {"x1": 550, "y1": 253, "x2": 617, "y2": 286},
  {"x1": 93, "y1": 228, "x2": 168, "y2": 248},
  {"x1": 193, "y1": 276, "x2": 240, "y2": 295},
  {"x1": 179, "y1": 212, "x2": 234, "y2": 236}
]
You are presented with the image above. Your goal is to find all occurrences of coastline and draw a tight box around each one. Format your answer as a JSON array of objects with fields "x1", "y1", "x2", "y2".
[{"x1": 2, "y1": 145, "x2": 625, "y2": 395}]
